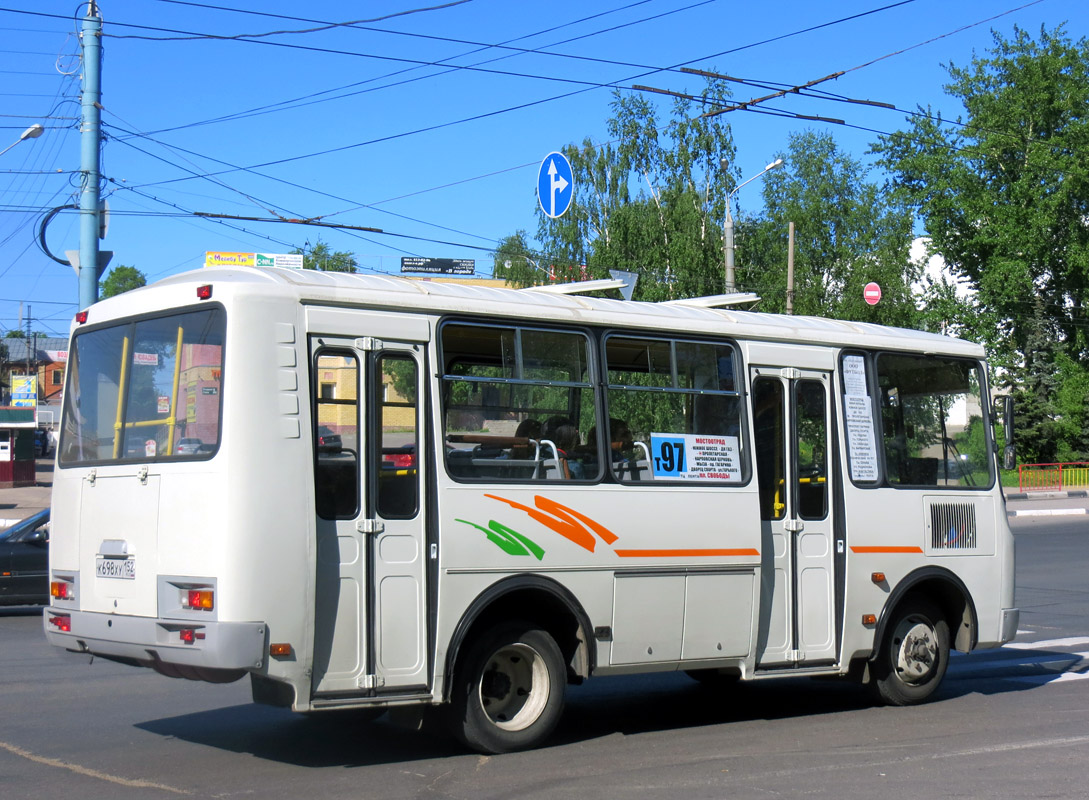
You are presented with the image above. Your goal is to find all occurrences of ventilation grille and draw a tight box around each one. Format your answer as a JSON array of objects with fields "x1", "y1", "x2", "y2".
[{"x1": 930, "y1": 502, "x2": 977, "y2": 549}]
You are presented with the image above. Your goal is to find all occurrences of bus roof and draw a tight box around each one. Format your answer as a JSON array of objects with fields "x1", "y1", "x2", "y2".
[{"x1": 133, "y1": 267, "x2": 984, "y2": 358}]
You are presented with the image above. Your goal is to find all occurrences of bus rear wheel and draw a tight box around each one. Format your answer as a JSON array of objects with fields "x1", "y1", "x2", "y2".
[
  {"x1": 871, "y1": 597, "x2": 950, "y2": 706},
  {"x1": 448, "y1": 621, "x2": 565, "y2": 754}
]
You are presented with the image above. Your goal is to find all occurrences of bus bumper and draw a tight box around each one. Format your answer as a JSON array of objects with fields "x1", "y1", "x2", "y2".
[
  {"x1": 43, "y1": 607, "x2": 266, "y2": 674},
  {"x1": 1000, "y1": 607, "x2": 1020, "y2": 644}
]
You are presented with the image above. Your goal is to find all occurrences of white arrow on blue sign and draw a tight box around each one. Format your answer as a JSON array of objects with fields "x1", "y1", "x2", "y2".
[{"x1": 537, "y1": 151, "x2": 574, "y2": 219}]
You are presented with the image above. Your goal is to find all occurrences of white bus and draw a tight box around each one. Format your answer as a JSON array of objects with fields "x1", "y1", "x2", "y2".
[{"x1": 44, "y1": 268, "x2": 1018, "y2": 753}]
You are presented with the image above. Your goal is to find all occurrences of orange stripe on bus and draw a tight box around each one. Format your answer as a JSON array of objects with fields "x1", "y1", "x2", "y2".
[
  {"x1": 850, "y1": 546, "x2": 924, "y2": 554},
  {"x1": 614, "y1": 548, "x2": 760, "y2": 558}
]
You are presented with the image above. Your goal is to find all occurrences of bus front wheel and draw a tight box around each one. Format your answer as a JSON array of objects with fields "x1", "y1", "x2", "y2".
[
  {"x1": 448, "y1": 621, "x2": 566, "y2": 754},
  {"x1": 871, "y1": 597, "x2": 950, "y2": 706}
]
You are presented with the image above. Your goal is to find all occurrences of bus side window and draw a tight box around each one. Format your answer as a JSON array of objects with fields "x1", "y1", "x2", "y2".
[{"x1": 314, "y1": 351, "x2": 360, "y2": 519}]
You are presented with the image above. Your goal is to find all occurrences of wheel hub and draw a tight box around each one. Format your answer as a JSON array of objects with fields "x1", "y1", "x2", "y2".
[
  {"x1": 477, "y1": 642, "x2": 550, "y2": 732},
  {"x1": 895, "y1": 620, "x2": 938, "y2": 683}
]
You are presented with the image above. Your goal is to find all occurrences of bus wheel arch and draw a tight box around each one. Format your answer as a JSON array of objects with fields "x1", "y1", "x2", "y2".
[
  {"x1": 445, "y1": 575, "x2": 595, "y2": 702},
  {"x1": 443, "y1": 576, "x2": 593, "y2": 753},
  {"x1": 867, "y1": 568, "x2": 976, "y2": 705},
  {"x1": 873, "y1": 567, "x2": 977, "y2": 657}
]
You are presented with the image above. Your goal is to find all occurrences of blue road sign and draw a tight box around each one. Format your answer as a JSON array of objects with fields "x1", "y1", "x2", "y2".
[{"x1": 537, "y1": 151, "x2": 574, "y2": 218}]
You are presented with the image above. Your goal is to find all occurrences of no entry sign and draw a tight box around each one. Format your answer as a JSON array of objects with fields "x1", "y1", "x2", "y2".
[{"x1": 864, "y1": 282, "x2": 882, "y2": 305}]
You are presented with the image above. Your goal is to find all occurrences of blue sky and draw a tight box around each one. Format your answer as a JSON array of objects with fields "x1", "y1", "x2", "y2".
[{"x1": 1, "y1": 0, "x2": 1084, "y2": 337}]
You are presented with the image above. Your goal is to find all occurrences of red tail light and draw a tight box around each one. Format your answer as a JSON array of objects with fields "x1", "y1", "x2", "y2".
[
  {"x1": 49, "y1": 614, "x2": 72, "y2": 632},
  {"x1": 184, "y1": 589, "x2": 214, "y2": 610},
  {"x1": 50, "y1": 581, "x2": 72, "y2": 600},
  {"x1": 75, "y1": 310, "x2": 88, "y2": 324},
  {"x1": 197, "y1": 284, "x2": 213, "y2": 300}
]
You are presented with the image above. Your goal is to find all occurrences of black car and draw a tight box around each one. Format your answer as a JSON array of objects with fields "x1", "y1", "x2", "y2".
[
  {"x1": 316, "y1": 425, "x2": 342, "y2": 453},
  {"x1": 0, "y1": 509, "x2": 50, "y2": 606}
]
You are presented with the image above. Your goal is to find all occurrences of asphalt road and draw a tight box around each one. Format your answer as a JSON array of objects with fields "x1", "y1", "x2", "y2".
[{"x1": 1, "y1": 510, "x2": 1088, "y2": 799}]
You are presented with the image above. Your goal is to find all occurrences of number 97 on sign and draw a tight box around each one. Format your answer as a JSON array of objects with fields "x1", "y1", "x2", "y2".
[{"x1": 650, "y1": 435, "x2": 686, "y2": 478}]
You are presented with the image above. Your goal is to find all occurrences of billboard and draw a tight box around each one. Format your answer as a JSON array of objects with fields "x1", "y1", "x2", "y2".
[
  {"x1": 400, "y1": 257, "x2": 475, "y2": 275},
  {"x1": 11, "y1": 375, "x2": 37, "y2": 408},
  {"x1": 205, "y1": 252, "x2": 304, "y2": 269}
]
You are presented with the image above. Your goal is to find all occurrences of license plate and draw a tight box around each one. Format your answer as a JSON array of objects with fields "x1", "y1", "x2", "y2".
[{"x1": 96, "y1": 557, "x2": 136, "y2": 580}]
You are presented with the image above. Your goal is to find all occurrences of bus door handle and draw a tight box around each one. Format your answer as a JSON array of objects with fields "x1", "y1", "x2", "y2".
[
  {"x1": 356, "y1": 519, "x2": 385, "y2": 535},
  {"x1": 783, "y1": 519, "x2": 804, "y2": 533}
]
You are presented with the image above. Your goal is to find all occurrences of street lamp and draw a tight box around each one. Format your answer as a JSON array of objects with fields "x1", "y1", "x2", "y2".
[
  {"x1": 0, "y1": 124, "x2": 45, "y2": 159},
  {"x1": 722, "y1": 157, "x2": 785, "y2": 293}
]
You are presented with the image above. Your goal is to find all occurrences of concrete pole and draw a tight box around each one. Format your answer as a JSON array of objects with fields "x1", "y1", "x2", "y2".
[
  {"x1": 786, "y1": 221, "x2": 795, "y2": 315},
  {"x1": 724, "y1": 203, "x2": 735, "y2": 293},
  {"x1": 78, "y1": 3, "x2": 103, "y2": 311}
]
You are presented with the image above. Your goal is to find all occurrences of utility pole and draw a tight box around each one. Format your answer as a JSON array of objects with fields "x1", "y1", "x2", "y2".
[
  {"x1": 786, "y1": 222, "x2": 795, "y2": 315},
  {"x1": 78, "y1": 2, "x2": 104, "y2": 311}
]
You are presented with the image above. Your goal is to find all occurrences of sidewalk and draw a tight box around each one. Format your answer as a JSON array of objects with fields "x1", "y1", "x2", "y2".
[{"x1": 0, "y1": 461, "x2": 53, "y2": 528}]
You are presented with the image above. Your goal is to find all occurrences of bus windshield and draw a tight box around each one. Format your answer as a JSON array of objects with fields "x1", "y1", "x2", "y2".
[{"x1": 59, "y1": 307, "x2": 226, "y2": 465}]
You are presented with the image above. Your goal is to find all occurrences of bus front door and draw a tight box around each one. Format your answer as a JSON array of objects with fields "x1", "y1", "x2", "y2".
[
  {"x1": 751, "y1": 368, "x2": 837, "y2": 667},
  {"x1": 311, "y1": 339, "x2": 429, "y2": 697}
]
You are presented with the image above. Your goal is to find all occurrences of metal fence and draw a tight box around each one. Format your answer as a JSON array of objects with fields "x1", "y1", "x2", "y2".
[{"x1": 1018, "y1": 462, "x2": 1089, "y2": 492}]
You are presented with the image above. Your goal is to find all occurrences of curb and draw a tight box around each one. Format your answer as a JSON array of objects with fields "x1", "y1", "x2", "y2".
[
  {"x1": 1009, "y1": 508, "x2": 1088, "y2": 517},
  {"x1": 1006, "y1": 490, "x2": 1089, "y2": 500}
]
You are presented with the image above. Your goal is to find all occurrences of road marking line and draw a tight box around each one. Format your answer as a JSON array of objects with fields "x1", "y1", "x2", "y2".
[
  {"x1": 0, "y1": 741, "x2": 190, "y2": 795},
  {"x1": 1004, "y1": 671, "x2": 1089, "y2": 686},
  {"x1": 1005, "y1": 637, "x2": 1089, "y2": 650}
]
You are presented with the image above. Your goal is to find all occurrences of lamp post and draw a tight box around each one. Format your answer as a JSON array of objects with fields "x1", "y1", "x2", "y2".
[
  {"x1": 0, "y1": 124, "x2": 44, "y2": 159},
  {"x1": 722, "y1": 157, "x2": 784, "y2": 293}
]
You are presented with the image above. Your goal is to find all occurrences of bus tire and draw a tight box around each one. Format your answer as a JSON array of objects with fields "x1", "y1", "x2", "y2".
[
  {"x1": 448, "y1": 621, "x2": 565, "y2": 754},
  {"x1": 871, "y1": 597, "x2": 950, "y2": 706}
]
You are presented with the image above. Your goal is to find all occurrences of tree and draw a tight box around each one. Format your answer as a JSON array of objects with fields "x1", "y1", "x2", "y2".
[
  {"x1": 100, "y1": 265, "x2": 147, "y2": 298},
  {"x1": 4, "y1": 330, "x2": 25, "y2": 338},
  {"x1": 873, "y1": 25, "x2": 1089, "y2": 368},
  {"x1": 293, "y1": 240, "x2": 357, "y2": 273},
  {"x1": 522, "y1": 81, "x2": 741, "y2": 300},
  {"x1": 744, "y1": 131, "x2": 918, "y2": 327}
]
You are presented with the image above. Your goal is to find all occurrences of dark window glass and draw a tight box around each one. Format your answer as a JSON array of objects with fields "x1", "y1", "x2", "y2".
[
  {"x1": 314, "y1": 351, "x2": 359, "y2": 519},
  {"x1": 377, "y1": 354, "x2": 418, "y2": 518}
]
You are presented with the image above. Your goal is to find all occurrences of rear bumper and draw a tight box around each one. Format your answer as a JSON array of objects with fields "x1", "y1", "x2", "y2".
[
  {"x1": 999, "y1": 607, "x2": 1020, "y2": 644},
  {"x1": 43, "y1": 607, "x2": 266, "y2": 671}
]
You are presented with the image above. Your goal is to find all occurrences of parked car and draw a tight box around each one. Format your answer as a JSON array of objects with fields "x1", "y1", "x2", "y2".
[
  {"x1": 0, "y1": 509, "x2": 50, "y2": 606},
  {"x1": 176, "y1": 437, "x2": 204, "y2": 455},
  {"x1": 316, "y1": 426, "x2": 342, "y2": 453}
]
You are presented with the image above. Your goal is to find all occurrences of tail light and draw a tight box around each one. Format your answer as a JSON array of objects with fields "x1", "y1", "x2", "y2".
[
  {"x1": 178, "y1": 628, "x2": 206, "y2": 645},
  {"x1": 183, "y1": 589, "x2": 214, "y2": 611},
  {"x1": 48, "y1": 614, "x2": 72, "y2": 632}
]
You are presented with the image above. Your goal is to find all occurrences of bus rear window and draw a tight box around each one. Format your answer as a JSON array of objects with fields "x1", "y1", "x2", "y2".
[{"x1": 59, "y1": 307, "x2": 226, "y2": 465}]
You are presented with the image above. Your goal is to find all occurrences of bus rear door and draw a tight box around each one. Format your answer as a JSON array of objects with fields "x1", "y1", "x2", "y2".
[{"x1": 310, "y1": 337, "x2": 428, "y2": 697}]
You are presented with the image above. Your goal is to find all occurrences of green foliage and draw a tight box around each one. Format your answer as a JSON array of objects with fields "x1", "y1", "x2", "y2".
[
  {"x1": 744, "y1": 131, "x2": 918, "y2": 327},
  {"x1": 528, "y1": 82, "x2": 740, "y2": 299},
  {"x1": 293, "y1": 240, "x2": 357, "y2": 273},
  {"x1": 874, "y1": 25, "x2": 1089, "y2": 368},
  {"x1": 492, "y1": 231, "x2": 540, "y2": 288},
  {"x1": 4, "y1": 329, "x2": 25, "y2": 339},
  {"x1": 100, "y1": 264, "x2": 147, "y2": 298}
]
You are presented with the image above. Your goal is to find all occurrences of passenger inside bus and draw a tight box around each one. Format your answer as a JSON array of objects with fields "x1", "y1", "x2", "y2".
[{"x1": 542, "y1": 416, "x2": 583, "y2": 479}]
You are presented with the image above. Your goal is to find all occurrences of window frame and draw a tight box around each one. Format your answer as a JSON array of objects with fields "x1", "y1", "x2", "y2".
[
  {"x1": 438, "y1": 319, "x2": 601, "y2": 484},
  {"x1": 602, "y1": 331, "x2": 749, "y2": 486},
  {"x1": 312, "y1": 346, "x2": 362, "y2": 520},
  {"x1": 58, "y1": 303, "x2": 227, "y2": 468},
  {"x1": 872, "y1": 350, "x2": 995, "y2": 491}
]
